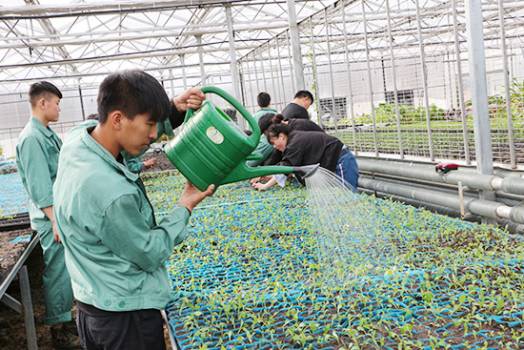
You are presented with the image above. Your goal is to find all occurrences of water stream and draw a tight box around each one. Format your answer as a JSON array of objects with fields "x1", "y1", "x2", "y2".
[{"x1": 304, "y1": 167, "x2": 392, "y2": 285}]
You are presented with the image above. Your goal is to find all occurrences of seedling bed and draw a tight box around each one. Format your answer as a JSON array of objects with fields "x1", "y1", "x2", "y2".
[{"x1": 142, "y1": 172, "x2": 524, "y2": 349}]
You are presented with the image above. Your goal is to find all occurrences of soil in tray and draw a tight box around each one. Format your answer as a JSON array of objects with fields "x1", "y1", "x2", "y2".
[
  {"x1": 0, "y1": 228, "x2": 33, "y2": 282},
  {"x1": 0, "y1": 235, "x2": 174, "y2": 350},
  {"x1": 142, "y1": 151, "x2": 175, "y2": 173}
]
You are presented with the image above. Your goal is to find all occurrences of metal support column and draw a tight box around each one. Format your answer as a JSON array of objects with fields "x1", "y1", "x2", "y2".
[
  {"x1": 245, "y1": 59, "x2": 254, "y2": 109},
  {"x1": 195, "y1": 35, "x2": 206, "y2": 85},
  {"x1": 268, "y1": 46, "x2": 281, "y2": 109},
  {"x1": 361, "y1": 0, "x2": 379, "y2": 156},
  {"x1": 225, "y1": 4, "x2": 241, "y2": 100},
  {"x1": 385, "y1": 0, "x2": 404, "y2": 159},
  {"x1": 169, "y1": 68, "x2": 175, "y2": 96},
  {"x1": 465, "y1": 0, "x2": 495, "y2": 202},
  {"x1": 341, "y1": 1, "x2": 357, "y2": 153},
  {"x1": 285, "y1": 30, "x2": 296, "y2": 93},
  {"x1": 78, "y1": 83, "x2": 85, "y2": 120},
  {"x1": 19, "y1": 266, "x2": 37, "y2": 350},
  {"x1": 259, "y1": 53, "x2": 269, "y2": 93},
  {"x1": 309, "y1": 18, "x2": 321, "y2": 126},
  {"x1": 325, "y1": 9, "x2": 337, "y2": 124},
  {"x1": 286, "y1": 0, "x2": 305, "y2": 90},
  {"x1": 275, "y1": 37, "x2": 288, "y2": 103},
  {"x1": 415, "y1": 0, "x2": 434, "y2": 161},
  {"x1": 498, "y1": 0, "x2": 516, "y2": 169},
  {"x1": 452, "y1": 0, "x2": 471, "y2": 165},
  {"x1": 180, "y1": 54, "x2": 188, "y2": 90},
  {"x1": 250, "y1": 56, "x2": 261, "y2": 95}
]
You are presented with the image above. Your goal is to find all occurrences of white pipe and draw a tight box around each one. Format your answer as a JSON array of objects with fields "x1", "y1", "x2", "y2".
[
  {"x1": 358, "y1": 158, "x2": 524, "y2": 195},
  {"x1": 358, "y1": 177, "x2": 524, "y2": 224}
]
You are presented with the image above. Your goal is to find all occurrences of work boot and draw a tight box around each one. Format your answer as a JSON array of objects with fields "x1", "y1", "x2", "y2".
[{"x1": 50, "y1": 321, "x2": 81, "y2": 349}]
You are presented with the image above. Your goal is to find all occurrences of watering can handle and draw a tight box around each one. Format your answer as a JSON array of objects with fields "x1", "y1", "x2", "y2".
[{"x1": 184, "y1": 86, "x2": 261, "y2": 146}]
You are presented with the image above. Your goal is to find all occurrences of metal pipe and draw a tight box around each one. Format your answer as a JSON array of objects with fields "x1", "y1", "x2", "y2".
[
  {"x1": 286, "y1": 0, "x2": 305, "y2": 90},
  {"x1": 180, "y1": 54, "x2": 188, "y2": 90},
  {"x1": 3, "y1": 0, "x2": 523, "y2": 19},
  {"x1": 78, "y1": 84, "x2": 85, "y2": 120},
  {"x1": 19, "y1": 266, "x2": 37, "y2": 350},
  {"x1": 497, "y1": 0, "x2": 516, "y2": 169},
  {"x1": 385, "y1": 0, "x2": 403, "y2": 159},
  {"x1": 169, "y1": 68, "x2": 175, "y2": 96},
  {"x1": 325, "y1": 8, "x2": 337, "y2": 123},
  {"x1": 250, "y1": 54, "x2": 261, "y2": 95},
  {"x1": 361, "y1": 184, "x2": 524, "y2": 235},
  {"x1": 361, "y1": 0, "x2": 378, "y2": 157},
  {"x1": 267, "y1": 48, "x2": 281, "y2": 110},
  {"x1": 415, "y1": 0, "x2": 434, "y2": 161},
  {"x1": 358, "y1": 177, "x2": 524, "y2": 224},
  {"x1": 341, "y1": 1, "x2": 357, "y2": 154},
  {"x1": 451, "y1": 0, "x2": 471, "y2": 165},
  {"x1": 195, "y1": 35, "x2": 206, "y2": 85},
  {"x1": 225, "y1": 4, "x2": 241, "y2": 100},
  {"x1": 358, "y1": 158, "x2": 524, "y2": 196},
  {"x1": 465, "y1": 0, "x2": 494, "y2": 181},
  {"x1": 260, "y1": 54, "x2": 269, "y2": 96},
  {"x1": 308, "y1": 18, "x2": 322, "y2": 127},
  {"x1": 275, "y1": 37, "x2": 288, "y2": 104},
  {"x1": 285, "y1": 30, "x2": 296, "y2": 94}
]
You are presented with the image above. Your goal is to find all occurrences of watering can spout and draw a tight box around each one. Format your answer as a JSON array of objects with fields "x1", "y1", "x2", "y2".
[
  {"x1": 220, "y1": 162, "x2": 320, "y2": 185},
  {"x1": 292, "y1": 164, "x2": 320, "y2": 179}
]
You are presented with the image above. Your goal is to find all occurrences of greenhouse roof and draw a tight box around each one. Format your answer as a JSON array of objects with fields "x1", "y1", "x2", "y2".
[{"x1": 0, "y1": 0, "x2": 337, "y2": 93}]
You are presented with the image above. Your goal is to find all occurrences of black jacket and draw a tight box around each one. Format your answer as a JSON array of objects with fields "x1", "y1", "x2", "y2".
[
  {"x1": 264, "y1": 120, "x2": 324, "y2": 165},
  {"x1": 279, "y1": 130, "x2": 343, "y2": 172},
  {"x1": 281, "y1": 102, "x2": 309, "y2": 120}
]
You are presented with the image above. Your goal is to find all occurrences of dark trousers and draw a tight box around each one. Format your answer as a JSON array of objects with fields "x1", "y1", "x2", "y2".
[{"x1": 76, "y1": 301, "x2": 166, "y2": 350}]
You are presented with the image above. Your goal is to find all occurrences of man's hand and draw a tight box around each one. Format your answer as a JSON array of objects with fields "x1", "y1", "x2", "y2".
[
  {"x1": 143, "y1": 158, "x2": 156, "y2": 169},
  {"x1": 42, "y1": 206, "x2": 61, "y2": 243},
  {"x1": 51, "y1": 221, "x2": 61, "y2": 243},
  {"x1": 173, "y1": 87, "x2": 206, "y2": 112},
  {"x1": 178, "y1": 182, "x2": 215, "y2": 213}
]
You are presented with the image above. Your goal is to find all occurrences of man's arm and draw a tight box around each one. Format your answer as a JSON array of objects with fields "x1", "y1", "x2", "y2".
[
  {"x1": 17, "y1": 137, "x2": 61, "y2": 242},
  {"x1": 96, "y1": 183, "x2": 213, "y2": 272}
]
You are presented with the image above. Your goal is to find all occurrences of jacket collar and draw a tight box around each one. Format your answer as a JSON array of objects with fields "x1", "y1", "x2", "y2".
[
  {"x1": 30, "y1": 117, "x2": 55, "y2": 138},
  {"x1": 79, "y1": 126, "x2": 139, "y2": 182}
]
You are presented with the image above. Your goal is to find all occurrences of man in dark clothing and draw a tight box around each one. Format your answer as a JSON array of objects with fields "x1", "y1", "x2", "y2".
[{"x1": 281, "y1": 90, "x2": 314, "y2": 120}]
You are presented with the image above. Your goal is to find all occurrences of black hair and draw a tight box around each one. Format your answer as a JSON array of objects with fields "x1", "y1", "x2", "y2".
[
  {"x1": 29, "y1": 81, "x2": 62, "y2": 107},
  {"x1": 97, "y1": 70, "x2": 171, "y2": 124},
  {"x1": 259, "y1": 113, "x2": 285, "y2": 134},
  {"x1": 257, "y1": 92, "x2": 271, "y2": 108},
  {"x1": 223, "y1": 108, "x2": 238, "y2": 122},
  {"x1": 294, "y1": 90, "x2": 314, "y2": 103},
  {"x1": 267, "y1": 123, "x2": 291, "y2": 139}
]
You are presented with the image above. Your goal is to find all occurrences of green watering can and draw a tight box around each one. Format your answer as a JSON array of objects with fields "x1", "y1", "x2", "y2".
[{"x1": 164, "y1": 86, "x2": 318, "y2": 191}]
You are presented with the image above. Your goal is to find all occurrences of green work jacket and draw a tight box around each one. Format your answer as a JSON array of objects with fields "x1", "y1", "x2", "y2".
[
  {"x1": 54, "y1": 124, "x2": 190, "y2": 312},
  {"x1": 16, "y1": 117, "x2": 62, "y2": 231},
  {"x1": 253, "y1": 107, "x2": 277, "y2": 122}
]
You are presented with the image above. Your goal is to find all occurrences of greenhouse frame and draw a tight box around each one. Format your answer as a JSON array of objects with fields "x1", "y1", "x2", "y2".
[{"x1": 0, "y1": 1, "x2": 523, "y2": 349}]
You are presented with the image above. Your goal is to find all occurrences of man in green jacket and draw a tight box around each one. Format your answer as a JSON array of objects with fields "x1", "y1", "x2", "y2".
[
  {"x1": 252, "y1": 92, "x2": 277, "y2": 121},
  {"x1": 53, "y1": 70, "x2": 214, "y2": 350},
  {"x1": 16, "y1": 81, "x2": 78, "y2": 348}
]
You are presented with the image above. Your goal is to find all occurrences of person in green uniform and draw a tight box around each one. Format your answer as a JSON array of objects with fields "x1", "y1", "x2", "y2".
[
  {"x1": 247, "y1": 93, "x2": 278, "y2": 167},
  {"x1": 53, "y1": 70, "x2": 214, "y2": 350},
  {"x1": 252, "y1": 92, "x2": 277, "y2": 121},
  {"x1": 15, "y1": 81, "x2": 79, "y2": 348}
]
